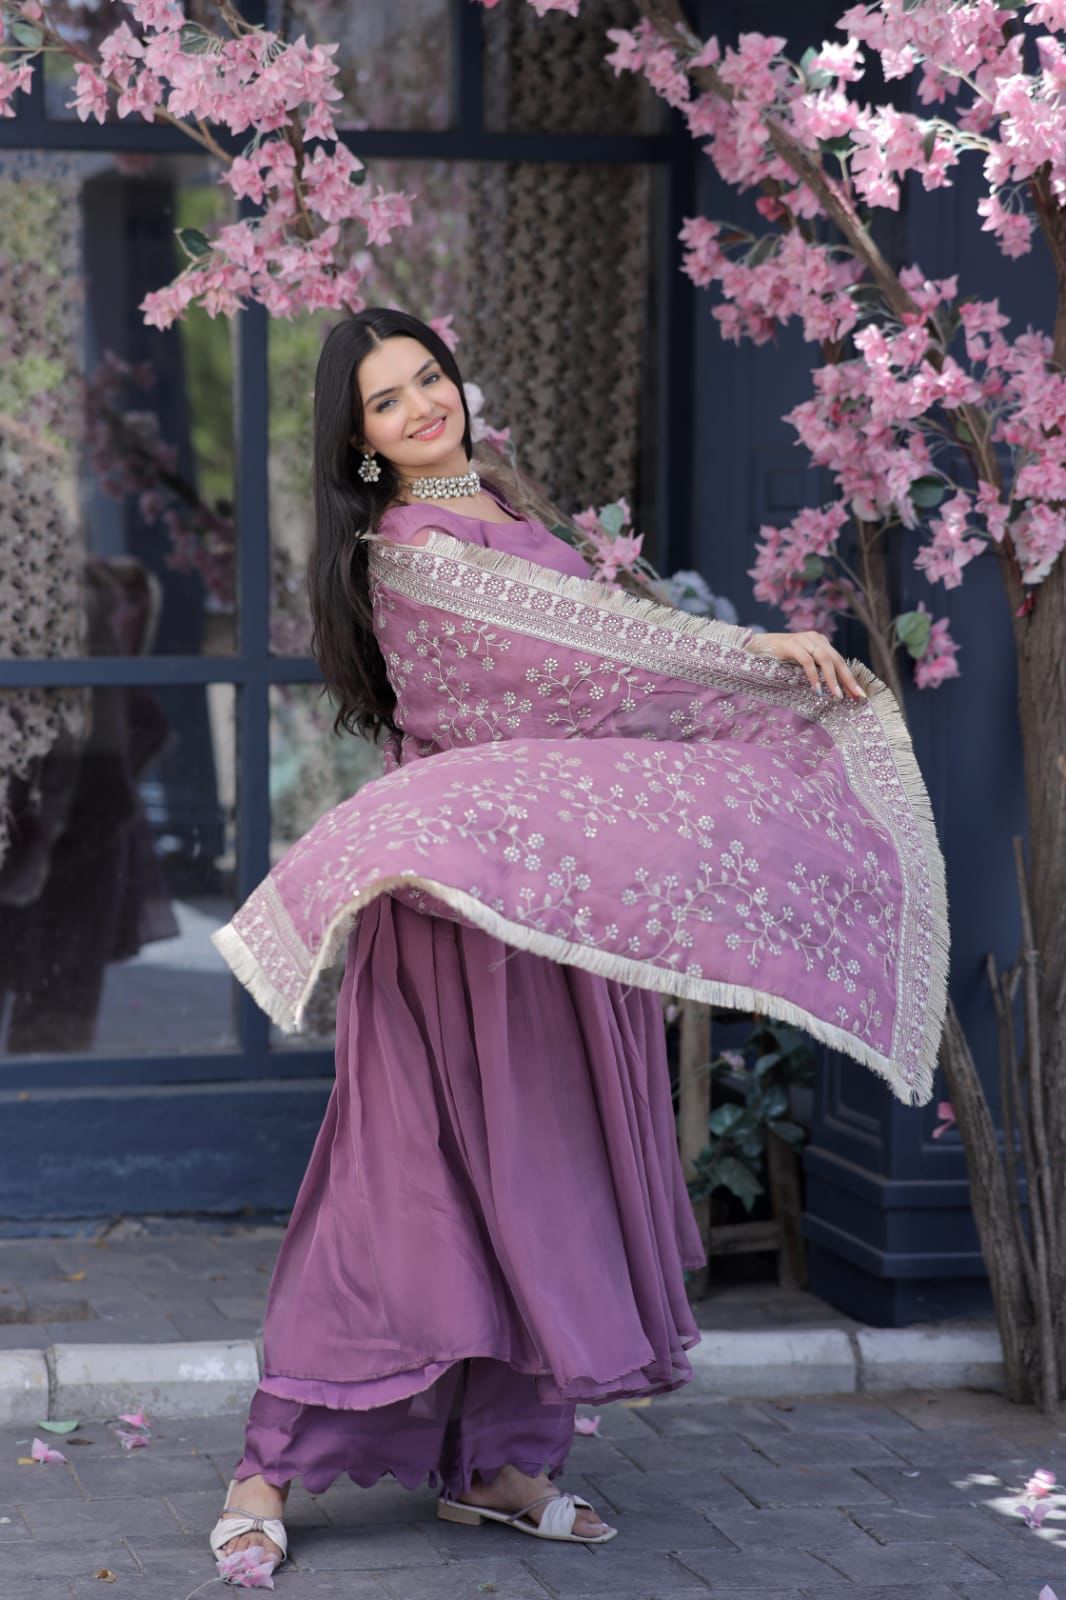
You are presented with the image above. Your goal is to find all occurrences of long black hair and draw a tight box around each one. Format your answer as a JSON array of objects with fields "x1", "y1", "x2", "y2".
[{"x1": 308, "y1": 307, "x2": 478, "y2": 741}]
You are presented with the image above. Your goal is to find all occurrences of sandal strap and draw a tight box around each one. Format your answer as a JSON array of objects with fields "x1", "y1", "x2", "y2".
[
  {"x1": 210, "y1": 1510, "x2": 288, "y2": 1558},
  {"x1": 504, "y1": 1491, "x2": 560, "y2": 1524}
]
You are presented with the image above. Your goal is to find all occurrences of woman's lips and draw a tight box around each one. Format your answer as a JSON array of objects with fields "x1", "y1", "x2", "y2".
[{"x1": 410, "y1": 417, "x2": 446, "y2": 440}]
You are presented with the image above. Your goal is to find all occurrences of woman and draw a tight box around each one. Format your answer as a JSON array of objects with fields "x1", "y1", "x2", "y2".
[{"x1": 209, "y1": 308, "x2": 944, "y2": 1576}]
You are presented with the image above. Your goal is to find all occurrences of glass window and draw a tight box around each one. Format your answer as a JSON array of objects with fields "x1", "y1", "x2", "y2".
[
  {"x1": 269, "y1": 683, "x2": 384, "y2": 1045},
  {"x1": 0, "y1": 683, "x2": 235, "y2": 1057},
  {"x1": 289, "y1": 0, "x2": 453, "y2": 130},
  {"x1": 0, "y1": 149, "x2": 236, "y2": 659},
  {"x1": 482, "y1": 3, "x2": 667, "y2": 135}
]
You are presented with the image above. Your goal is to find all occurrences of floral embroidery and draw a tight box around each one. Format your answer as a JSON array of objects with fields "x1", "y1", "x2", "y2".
[{"x1": 213, "y1": 532, "x2": 949, "y2": 1107}]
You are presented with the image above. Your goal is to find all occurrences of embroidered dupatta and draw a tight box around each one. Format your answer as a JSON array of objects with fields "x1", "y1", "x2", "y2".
[{"x1": 212, "y1": 529, "x2": 949, "y2": 1107}]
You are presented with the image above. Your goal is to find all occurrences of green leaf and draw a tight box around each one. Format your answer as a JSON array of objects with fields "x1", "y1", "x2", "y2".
[
  {"x1": 709, "y1": 1103, "x2": 746, "y2": 1136},
  {"x1": 598, "y1": 502, "x2": 627, "y2": 536},
  {"x1": 348, "y1": 165, "x2": 368, "y2": 185},
  {"x1": 768, "y1": 1119, "x2": 806, "y2": 1146},
  {"x1": 800, "y1": 47, "x2": 833, "y2": 91},
  {"x1": 180, "y1": 23, "x2": 212, "y2": 53},
  {"x1": 955, "y1": 419, "x2": 974, "y2": 443},
  {"x1": 760, "y1": 1085, "x2": 790, "y2": 1120},
  {"x1": 712, "y1": 1155, "x2": 764, "y2": 1212},
  {"x1": 909, "y1": 475, "x2": 946, "y2": 509},
  {"x1": 36, "y1": 1419, "x2": 80, "y2": 1433},
  {"x1": 800, "y1": 554, "x2": 825, "y2": 581},
  {"x1": 746, "y1": 233, "x2": 778, "y2": 268},
  {"x1": 752, "y1": 1050, "x2": 782, "y2": 1077},
  {"x1": 921, "y1": 127, "x2": 937, "y2": 163},
  {"x1": 894, "y1": 609, "x2": 932, "y2": 658},
  {"x1": 10, "y1": 20, "x2": 43, "y2": 47},
  {"x1": 177, "y1": 227, "x2": 211, "y2": 260},
  {"x1": 819, "y1": 135, "x2": 855, "y2": 157}
]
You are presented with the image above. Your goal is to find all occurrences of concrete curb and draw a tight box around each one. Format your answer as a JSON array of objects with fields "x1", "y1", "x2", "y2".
[
  {"x1": 854, "y1": 1325, "x2": 1005, "y2": 1393},
  {"x1": 0, "y1": 1325, "x2": 1004, "y2": 1419},
  {"x1": 688, "y1": 1328, "x2": 858, "y2": 1397},
  {"x1": 0, "y1": 1349, "x2": 49, "y2": 1423},
  {"x1": 49, "y1": 1340, "x2": 260, "y2": 1419}
]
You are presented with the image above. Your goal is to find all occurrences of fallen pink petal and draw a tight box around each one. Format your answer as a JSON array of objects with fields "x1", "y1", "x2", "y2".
[
  {"x1": 114, "y1": 1430, "x2": 150, "y2": 1451},
  {"x1": 1038, "y1": 1589, "x2": 1058, "y2": 1600},
  {"x1": 216, "y1": 1547, "x2": 277, "y2": 1589},
  {"x1": 30, "y1": 1438, "x2": 67, "y2": 1465},
  {"x1": 573, "y1": 1414, "x2": 601, "y2": 1435},
  {"x1": 117, "y1": 1412, "x2": 150, "y2": 1430},
  {"x1": 1025, "y1": 1468, "x2": 1056, "y2": 1497},
  {"x1": 1016, "y1": 1499, "x2": 1049, "y2": 1528}
]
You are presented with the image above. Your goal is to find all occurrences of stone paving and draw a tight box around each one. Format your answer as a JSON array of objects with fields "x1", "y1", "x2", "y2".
[{"x1": 1, "y1": 1386, "x2": 1063, "y2": 1599}]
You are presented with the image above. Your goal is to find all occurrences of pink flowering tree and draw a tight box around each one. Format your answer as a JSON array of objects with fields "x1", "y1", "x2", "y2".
[
  {"x1": 475, "y1": 0, "x2": 1066, "y2": 1408},
  {"x1": 0, "y1": 0, "x2": 416, "y2": 323}
]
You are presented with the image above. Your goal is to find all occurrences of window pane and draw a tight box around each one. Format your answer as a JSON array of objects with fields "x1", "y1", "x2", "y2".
[
  {"x1": 290, "y1": 0, "x2": 452, "y2": 131},
  {"x1": 269, "y1": 683, "x2": 383, "y2": 1046},
  {"x1": 0, "y1": 149, "x2": 236, "y2": 660},
  {"x1": 0, "y1": 683, "x2": 235, "y2": 1057},
  {"x1": 269, "y1": 158, "x2": 657, "y2": 652},
  {"x1": 483, "y1": 1, "x2": 668, "y2": 135}
]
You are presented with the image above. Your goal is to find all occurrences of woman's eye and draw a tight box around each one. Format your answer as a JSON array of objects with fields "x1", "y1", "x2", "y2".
[{"x1": 375, "y1": 373, "x2": 440, "y2": 413}]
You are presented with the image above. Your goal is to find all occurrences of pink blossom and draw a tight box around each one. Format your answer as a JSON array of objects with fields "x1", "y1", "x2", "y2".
[
  {"x1": 1030, "y1": 0, "x2": 1066, "y2": 25},
  {"x1": 977, "y1": 193, "x2": 1035, "y2": 259},
  {"x1": 913, "y1": 608, "x2": 961, "y2": 690},
  {"x1": 30, "y1": 1437, "x2": 67, "y2": 1464},
  {"x1": 216, "y1": 1546, "x2": 276, "y2": 1588},
  {"x1": 428, "y1": 314, "x2": 459, "y2": 351},
  {"x1": 914, "y1": 493, "x2": 986, "y2": 589},
  {"x1": 0, "y1": 61, "x2": 33, "y2": 119},
  {"x1": 931, "y1": 1098, "x2": 956, "y2": 1137},
  {"x1": 1013, "y1": 502, "x2": 1066, "y2": 584},
  {"x1": 806, "y1": 39, "x2": 865, "y2": 84},
  {"x1": 128, "y1": 0, "x2": 183, "y2": 28},
  {"x1": 223, "y1": 155, "x2": 269, "y2": 204},
  {"x1": 364, "y1": 188, "x2": 415, "y2": 247}
]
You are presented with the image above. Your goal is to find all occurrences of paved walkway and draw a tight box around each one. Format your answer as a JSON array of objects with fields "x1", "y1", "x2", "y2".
[
  {"x1": 2, "y1": 1387, "x2": 1063, "y2": 1598},
  {"x1": 0, "y1": 1224, "x2": 1060, "y2": 1597}
]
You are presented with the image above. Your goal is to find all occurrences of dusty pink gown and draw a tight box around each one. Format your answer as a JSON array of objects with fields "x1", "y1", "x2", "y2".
[{"x1": 234, "y1": 486, "x2": 704, "y2": 1497}]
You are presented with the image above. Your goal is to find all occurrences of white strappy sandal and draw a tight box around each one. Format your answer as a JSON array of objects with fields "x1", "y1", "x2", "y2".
[
  {"x1": 209, "y1": 1479, "x2": 289, "y2": 1572},
  {"x1": 438, "y1": 1488, "x2": 618, "y2": 1543}
]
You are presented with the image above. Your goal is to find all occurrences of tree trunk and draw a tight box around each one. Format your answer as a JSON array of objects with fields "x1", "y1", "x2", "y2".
[{"x1": 1011, "y1": 551, "x2": 1066, "y2": 1396}]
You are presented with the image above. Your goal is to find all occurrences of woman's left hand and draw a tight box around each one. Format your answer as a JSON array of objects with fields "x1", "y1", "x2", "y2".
[{"x1": 744, "y1": 630, "x2": 868, "y2": 701}]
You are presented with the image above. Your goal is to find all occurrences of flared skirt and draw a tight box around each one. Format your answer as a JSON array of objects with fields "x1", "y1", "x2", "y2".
[{"x1": 257, "y1": 893, "x2": 705, "y2": 1413}]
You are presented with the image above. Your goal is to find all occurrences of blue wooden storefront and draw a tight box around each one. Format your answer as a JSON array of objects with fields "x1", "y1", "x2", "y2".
[{"x1": 0, "y1": 0, "x2": 1031, "y2": 1327}]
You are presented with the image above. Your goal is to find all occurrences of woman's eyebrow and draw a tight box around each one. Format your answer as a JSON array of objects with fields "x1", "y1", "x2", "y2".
[{"x1": 365, "y1": 358, "x2": 436, "y2": 404}]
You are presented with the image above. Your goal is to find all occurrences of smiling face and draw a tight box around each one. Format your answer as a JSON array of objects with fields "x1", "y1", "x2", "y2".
[{"x1": 353, "y1": 336, "x2": 469, "y2": 488}]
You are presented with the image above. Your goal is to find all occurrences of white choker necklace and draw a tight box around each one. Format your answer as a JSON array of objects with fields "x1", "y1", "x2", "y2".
[{"x1": 407, "y1": 469, "x2": 480, "y2": 499}]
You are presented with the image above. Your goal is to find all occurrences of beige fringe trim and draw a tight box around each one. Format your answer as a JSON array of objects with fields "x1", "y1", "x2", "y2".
[
  {"x1": 368, "y1": 528, "x2": 759, "y2": 660},
  {"x1": 212, "y1": 857, "x2": 940, "y2": 1109}
]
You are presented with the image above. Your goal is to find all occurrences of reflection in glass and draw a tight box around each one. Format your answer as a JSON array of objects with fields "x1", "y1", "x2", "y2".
[
  {"x1": 483, "y1": 0, "x2": 667, "y2": 136},
  {"x1": 0, "y1": 683, "x2": 235, "y2": 1057},
  {"x1": 0, "y1": 148, "x2": 236, "y2": 660},
  {"x1": 287, "y1": 0, "x2": 451, "y2": 131},
  {"x1": 269, "y1": 684, "x2": 383, "y2": 1044}
]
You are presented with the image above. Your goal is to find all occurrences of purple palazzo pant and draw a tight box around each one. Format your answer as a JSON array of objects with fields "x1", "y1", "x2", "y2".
[{"x1": 233, "y1": 851, "x2": 704, "y2": 1498}]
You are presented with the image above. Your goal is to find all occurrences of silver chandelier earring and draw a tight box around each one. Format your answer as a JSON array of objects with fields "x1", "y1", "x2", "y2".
[{"x1": 358, "y1": 450, "x2": 381, "y2": 483}]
